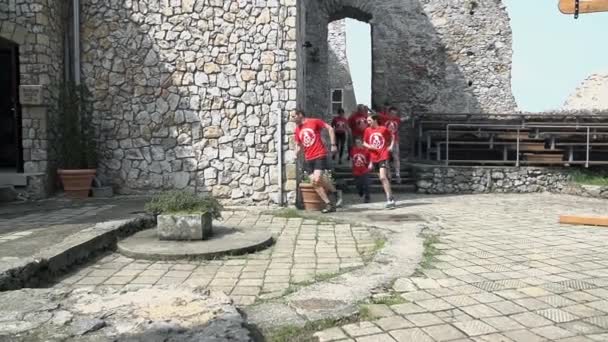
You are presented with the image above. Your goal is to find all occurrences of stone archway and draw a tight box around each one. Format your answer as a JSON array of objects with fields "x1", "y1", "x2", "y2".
[{"x1": 297, "y1": 0, "x2": 517, "y2": 117}]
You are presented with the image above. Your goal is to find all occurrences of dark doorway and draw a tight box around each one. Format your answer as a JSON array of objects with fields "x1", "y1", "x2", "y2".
[{"x1": 0, "y1": 38, "x2": 22, "y2": 171}]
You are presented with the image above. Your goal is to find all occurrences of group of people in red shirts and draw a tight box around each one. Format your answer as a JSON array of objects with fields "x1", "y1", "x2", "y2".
[{"x1": 293, "y1": 103, "x2": 405, "y2": 213}]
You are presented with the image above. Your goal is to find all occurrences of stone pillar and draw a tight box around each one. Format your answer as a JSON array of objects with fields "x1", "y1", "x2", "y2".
[{"x1": 19, "y1": 85, "x2": 50, "y2": 198}]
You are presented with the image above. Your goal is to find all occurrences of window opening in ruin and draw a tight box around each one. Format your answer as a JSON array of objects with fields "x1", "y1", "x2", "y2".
[{"x1": 331, "y1": 88, "x2": 344, "y2": 113}]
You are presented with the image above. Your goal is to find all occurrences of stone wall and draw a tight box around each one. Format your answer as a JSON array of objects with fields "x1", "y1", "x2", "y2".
[
  {"x1": 81, "y1": 0, "x2": 298, "y2": 204},
  {"x1": 327, "y1": 19, "x2": 357, "y2": 116},
  {"x1": 0, "y1": 0, "x2": 66, "y2": 197},
  {"x1": 303, "y1": 0, "x2": 517, "y2": 116},
  {"x1": 412, "y1": 164, "x2": 573, "y2": 194}
]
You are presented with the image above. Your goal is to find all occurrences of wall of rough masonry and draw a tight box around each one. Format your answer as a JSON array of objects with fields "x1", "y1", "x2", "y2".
[
  {"x1": 0, "y1": 0, "x2": 66, "y2": 197},
  {"x1": 327, "y1": 20, "x2": 357, "y2": 116},
  {"x1": 413, "y1": 165, "x2": 573, "y2": 194},
  {"x1": 302, "y1": 0, "x2": 517, "y2": 116},
  {"x1": 81, "y1": 0, "x2": 298, "y2": 204}
]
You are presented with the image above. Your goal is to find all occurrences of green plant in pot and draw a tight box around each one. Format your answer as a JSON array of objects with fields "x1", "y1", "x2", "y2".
[
  {"x1": 50, "y1": 81, "x2": 98, "y2": 198},
  {"x1": 145, "y1": 191, "x2": 223, "y2": 241}
]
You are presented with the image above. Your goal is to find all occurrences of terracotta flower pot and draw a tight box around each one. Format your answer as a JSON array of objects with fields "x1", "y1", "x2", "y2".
[
  {"x1": 58, "y1": 169, "x2": 96, "y2": 198},
  {"x1": 300, "y1": 182, "x2": 324, "y2": 211}
]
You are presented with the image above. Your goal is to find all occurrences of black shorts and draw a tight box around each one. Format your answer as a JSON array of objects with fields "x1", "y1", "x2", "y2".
[
  {"x1": 373, "y1": 160, "x2": 390, "y2": 171},
  {"x1": 304, "y1": 158, "x2": 328, "y2": 173}
]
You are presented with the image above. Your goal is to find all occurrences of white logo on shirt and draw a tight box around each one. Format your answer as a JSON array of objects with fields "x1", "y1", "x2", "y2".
[
  {"x1": 353, "y1": 153, "x2": 367, "y2": 167},
  {"x1": 370, "y1": 132, "x2": 385, "y2": 149},
  {"x1": 300, "y1": 128, "x2": 316, "y2": 148}
]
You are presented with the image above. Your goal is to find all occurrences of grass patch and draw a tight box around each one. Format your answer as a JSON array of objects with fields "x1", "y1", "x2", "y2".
[
  {"x1": 358, "y1": 305, "x2": 373, "y2": 321},
  {"x1": 264, "y1": 316, "x2": 359, "y2": 342},
  {"x1": 412, "y1": 233, "x2": 441, "y2": 277},
  {"x1": 362, "y1": 237, "x2": 387, "y2": 262},
  {"x1": 370, "y1": 293, "x2": 407, "y2": 306},
  {"x1": 570, "y1": 169, "x2": 608, "y2": 186}
]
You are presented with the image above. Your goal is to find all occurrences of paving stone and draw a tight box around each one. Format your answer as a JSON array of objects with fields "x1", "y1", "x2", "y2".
[
  {"x1": 558, "y1": 321, "x2": 605, "y2": 335},
  {"x1": 453, "y1": 320, "x2": 498, "y2": 337},
  {"x1": 393, "y1": 278, "x2": 416, "y2": 292},
  {"x1": 510, "y1": 312, "x2": 553, "y2": 328},
  {"x1": 416, "y1": 298, "x2": 454, "y2": 312},
  {"x1": 586, "y1": 300, "x2": 608, "y2": 313},
  {"x1": 362, "y1": 304, "x2": 395, "y2": 319},
  {"x1": 474, "y1": 333, "x2": 516, "y2": 342},
  {"x1": 104, "y1": 276, "x2": 134, "y2": 285},
  {"x1": 562, "y1": 291, "x2": 598, "y2": 303},
  {"x1": 584, "y1": 315, "x2": 608, "y2": 329},
  {"x1": 390, "y1": 303, "x2": 426, "y2": 315},
  {"x1": 355, "y1": 333, "x2": 396, "y2": 342},
  {"x1": 503, "y1": 329, "x2": 546, "y2": 342},
  {"x1": 512, "y1": 297, "x2": 551, "y2": 310},
  {"x1": 400, "y1": 291, "x2": 435, "y2": 302},
  {"x1": 588, "y1": 333, "x2": 608, "y2": 341},
  {"x1": 403, "y1": 313, "x2": 443, "y2": 327},
  {"x1": 443, "y1": 295, "x2": 479, "y2": 307},
  {"x1": 469, "y1": 292, "x2": 503, "y2": 304},
  {"x1": 389, "y1": 328, "x2": 434, "y2": 342},
  {"x1": 411, "y1": 278, "x2": 441, "y2": 289},
  {"x1": 460, "y1": 304, "x2": 502, "y2": 319},
  {"x1": 535, "y1": 308, "x2": 580, "y2": 323},
  {"x1": 373, "y1": 316, "x2": 413, "y2": 331},
  {"x1": 482, "y1": 316, "x2": 525, "y2": 332},
  {"x1": 487, "y1": 301, "x2": 527, "y2": 315},
  {"x1": 562, "y1": 304, "x2": 605, "y2": 318},
  {"x1": 342, "y1": 322, "x2": 382, "y2": 337},
  {"x1": 422, "y1": 324, "x2": 466, "y2": 341},
  {"x1": 314, "y1": 327, "x2": 348, "y2": 342},
  {"x1": 531, "y1": 325, "x2": 576, "y2": 340}
]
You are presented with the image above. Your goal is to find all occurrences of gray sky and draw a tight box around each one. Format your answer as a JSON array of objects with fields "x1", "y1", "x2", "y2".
[{"x1": 345, "y1": 3, "x2": 608, "y2": 112}]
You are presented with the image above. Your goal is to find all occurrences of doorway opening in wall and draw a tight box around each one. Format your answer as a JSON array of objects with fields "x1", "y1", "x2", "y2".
[
  {"x1": 326, "y1": 18, "x2": 371, "y2": 116},
  {"x1": 346, "y1": 18, "x2": 371, "y2": 111},
  {"x1": 0, "y1": 37, "x2": 23, "y2": 173}
]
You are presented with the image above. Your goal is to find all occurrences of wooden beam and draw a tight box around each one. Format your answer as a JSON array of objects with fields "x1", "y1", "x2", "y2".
[
  {"x1": 559, "y1": 215, "x2": 608, "y2": 227},
  {"x1": 559, "y1": 0, "x2": 608, "y2": 14}
]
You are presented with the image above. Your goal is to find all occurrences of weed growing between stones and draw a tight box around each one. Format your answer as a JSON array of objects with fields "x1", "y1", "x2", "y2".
[
  {"x1": 412, "y1": 233, "x2": 441, "y2": 277},
  {"x1": 263, "y1": 316, "x2": 360, "y2": 342}
]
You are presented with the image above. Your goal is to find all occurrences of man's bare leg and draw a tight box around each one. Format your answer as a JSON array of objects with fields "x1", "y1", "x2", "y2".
[
  {"x1": 312, "y1": 169, "x2": 331, "y2": 204},
  {"x1": 379, "y1": 166, "x2": 393, "y2": 200},
  {"x1": 379, "y1": 166, "x2": 395, "y2": 208}
]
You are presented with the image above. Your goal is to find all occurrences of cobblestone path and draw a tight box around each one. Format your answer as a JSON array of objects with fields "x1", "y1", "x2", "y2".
[
  {"x1": 54, "y1": 211, "x2": 377, "y2": 306},
  {"x1": 315, "y1": 194, "x2": 608, "y2": 342}
]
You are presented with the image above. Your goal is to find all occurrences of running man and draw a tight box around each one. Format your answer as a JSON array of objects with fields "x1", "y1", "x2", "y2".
[
  {"x1": 331, "y1": 108, "x2": 348, "y2": 164},
  {"x1": 363, "y1": 114, "x2": 396, "y2": 209},
  {"x1": 292, "y1": 110, "x2": 343, "y2": 213},
  {"x1": 384, "y1": 106, "x2": 403, "y2": 183}
]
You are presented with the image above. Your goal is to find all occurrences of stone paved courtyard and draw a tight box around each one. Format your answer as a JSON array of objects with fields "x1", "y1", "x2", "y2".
[
  {"x1": 53, "y1": 211, "x2": 378, "y2": 306},
  {"x1": 313, "y1": 193, "x2": 608, "y2": 342}
]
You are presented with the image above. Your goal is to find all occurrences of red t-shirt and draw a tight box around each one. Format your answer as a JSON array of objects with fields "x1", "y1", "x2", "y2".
[
  {"x1": 384, "y1": 116, "x2": 400, "y2": 141},
  {"x1": 350, "y1": 146, "x2": 371, "y2": 177},
  {"x1": 294, "y1": 118, "x2": 327, "y2": 161},
  {"x1": 348, "y1": 112, "x2": 368, "y2": 137},
  {"x1": 331, "y1": 116, "x2": 348, "y2": 134},
  {"x1": 364, "y1": 126, "x2": 392, "y2": 163}
]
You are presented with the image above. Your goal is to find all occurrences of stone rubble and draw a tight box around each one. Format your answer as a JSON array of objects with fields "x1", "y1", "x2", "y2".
[{"x1": 0, "y1": 286, "x2": 252, "y2": 341}]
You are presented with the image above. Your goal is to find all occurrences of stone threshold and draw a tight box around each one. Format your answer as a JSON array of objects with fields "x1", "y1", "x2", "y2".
[{"x1": 0, "y1": 215, "x2": 154, "y2": 291}]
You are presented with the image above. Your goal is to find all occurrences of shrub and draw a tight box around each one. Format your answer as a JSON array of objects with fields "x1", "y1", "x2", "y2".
[{"x1": 144, "y1": 191, "x2": 223, "y2": 219}]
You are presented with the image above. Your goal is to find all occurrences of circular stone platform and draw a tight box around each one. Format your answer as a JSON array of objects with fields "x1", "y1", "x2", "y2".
[{"x1": 117, "y1": 225, "x2": 274, "y2": 260}]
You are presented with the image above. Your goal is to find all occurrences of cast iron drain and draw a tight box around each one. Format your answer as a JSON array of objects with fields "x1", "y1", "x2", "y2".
[{"x1": 368, "y1": 214, "x2": 424, "y2": 222}]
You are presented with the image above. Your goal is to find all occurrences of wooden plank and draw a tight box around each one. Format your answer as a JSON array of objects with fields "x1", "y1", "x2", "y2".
[
  {"x1": 559, "y1": 0, "x2": 608, "y2": 14},
  {"x1": 559, "y1": 215, "x2": 608, "y2": 227}
]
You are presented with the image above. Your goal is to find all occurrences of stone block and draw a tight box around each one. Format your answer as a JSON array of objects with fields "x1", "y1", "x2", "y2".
[
  {"x1": 92, "y1": 186, "x2": 113, "y2": 198},
  {"x1": 157, "y1": 213, "x2": 212, "y2": 240},
  {"x1": 0, "y1": 186, "x2": 17, "y2": 202}
]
